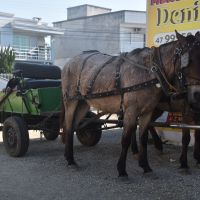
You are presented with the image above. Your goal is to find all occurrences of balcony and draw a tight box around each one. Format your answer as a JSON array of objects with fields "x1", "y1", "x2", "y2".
[{"x1": 12, "y1": 45, "x2": 52, "y2": 63}]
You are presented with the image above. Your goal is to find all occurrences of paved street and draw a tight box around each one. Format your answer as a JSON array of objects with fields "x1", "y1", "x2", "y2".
[{"x1": 0, "y1": 129, "x2": 200, "y2": 200}]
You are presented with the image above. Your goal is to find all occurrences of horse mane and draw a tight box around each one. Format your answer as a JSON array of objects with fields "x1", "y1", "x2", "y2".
[
  {"x1": 160, "y1": 34, "x2": 196, "y2": 49},
  {"x1": 186, "y1": 34, "x2": 196, "y2": 43},
  {"x1": 129, "y1": 47, "x2": 149, "y2": 55}
]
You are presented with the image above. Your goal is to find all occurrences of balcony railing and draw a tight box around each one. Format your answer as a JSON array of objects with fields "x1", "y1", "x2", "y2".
[{"x1": 12, "y1": 45, "x2": 52, "y2": 62}]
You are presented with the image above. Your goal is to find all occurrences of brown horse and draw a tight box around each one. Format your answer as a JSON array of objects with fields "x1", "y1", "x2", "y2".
[
  {"x1": 131, "y1": 97, "x2": 200, "y2": 170},
  {"x1": 61, "y1": 31, "x2": 200, "y2": 177}
]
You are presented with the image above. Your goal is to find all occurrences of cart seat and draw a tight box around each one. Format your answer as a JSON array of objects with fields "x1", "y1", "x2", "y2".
[
  {"x1": 13, "y1": 62, "x2": 61, "y2": 79},
  {"x1": 22, "y1": 79, "x2": 61, "y2": 89}
]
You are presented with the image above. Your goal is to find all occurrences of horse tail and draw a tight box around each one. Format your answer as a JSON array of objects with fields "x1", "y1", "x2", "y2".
[{"x1": 60, "y1": 93, "x2": 66, "y2": 144}]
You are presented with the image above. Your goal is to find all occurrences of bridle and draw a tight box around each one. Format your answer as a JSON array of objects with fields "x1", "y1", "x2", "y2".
[{"x1": 173, "y1": 38, "x2": 200, "y2": 91}]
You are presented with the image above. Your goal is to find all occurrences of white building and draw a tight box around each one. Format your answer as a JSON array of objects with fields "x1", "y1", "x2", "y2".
[
  {"x1": 53, "y1": 4, "x2": 146, "y2": 67},
  {"x1": 0, "y1": 12, "x2": 64, "y2": 64}
]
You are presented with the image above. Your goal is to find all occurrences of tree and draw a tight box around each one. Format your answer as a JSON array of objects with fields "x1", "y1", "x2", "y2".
[{"x1": 0, "y1": 46, "x2": 15, "y2": 73}]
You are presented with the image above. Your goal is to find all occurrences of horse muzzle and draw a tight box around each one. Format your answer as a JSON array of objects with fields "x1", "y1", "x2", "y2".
[{"x1": 187, "y1": 85, "x2": 200, "y2": 108}]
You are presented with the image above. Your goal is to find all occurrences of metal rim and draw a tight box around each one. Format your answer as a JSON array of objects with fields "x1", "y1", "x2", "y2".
[{"x1": 6, "y1": 127, "x2": 17, "y2": 148}]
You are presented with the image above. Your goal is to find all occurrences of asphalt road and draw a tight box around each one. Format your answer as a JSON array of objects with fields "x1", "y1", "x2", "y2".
[{"x1": 0, "y1": 129, "x2": 200, "y2": 200}]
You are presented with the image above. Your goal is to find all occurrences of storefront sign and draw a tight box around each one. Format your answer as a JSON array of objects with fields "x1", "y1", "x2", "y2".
[{"x1": 147, "y1": 0, "x2": 200, "y2": 46}]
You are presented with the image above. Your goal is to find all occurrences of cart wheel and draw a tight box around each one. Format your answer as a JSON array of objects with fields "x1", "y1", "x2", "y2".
[
  {"x1": 43, "y1": 130, "x2": 59, "y2": 141},
  {"x1": 43, "y1": 121, "x2": 59, "y2": 140},
  {"x1": 3, "y1": 116, "x2": 29, "y2": 157},
  {"x1": 76, "y1": 112, "x2": 102, "y2": 146}
]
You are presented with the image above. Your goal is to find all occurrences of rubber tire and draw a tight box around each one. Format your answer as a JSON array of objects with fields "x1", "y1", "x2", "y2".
[
  {"x1": 43, "y1": 121, "x2": 59, "y2": 141},
  {"x1": 76, "y1": 112, "x2": 102, "y2": 146},
  {"x1": 43, "y1": 131, "x2": 59, "y2": 141},
  {"x1": 3, "y1": 116, "x2": 29, "y2": 157}
]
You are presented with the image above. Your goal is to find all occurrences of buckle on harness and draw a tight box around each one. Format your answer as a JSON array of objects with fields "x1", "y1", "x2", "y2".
[
  {"x1": 177, "y1": 72, "x2": 183, "y2": 79},
  {"x1": 175, "y1": 48, "x2": 182, "y2": 56},
  {"x1": 151, "y1": 66, "x2": 157, "y2": 72}
]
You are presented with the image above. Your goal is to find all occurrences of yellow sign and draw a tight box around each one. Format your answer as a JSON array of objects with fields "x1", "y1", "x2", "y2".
[{"x1": 146, "y1": 0, "x2": 200, "y2": 47}]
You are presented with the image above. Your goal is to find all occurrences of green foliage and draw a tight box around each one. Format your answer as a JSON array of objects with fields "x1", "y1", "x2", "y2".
[{"x1": 0, "y1": 46, "x2": 15, "y2": 73}]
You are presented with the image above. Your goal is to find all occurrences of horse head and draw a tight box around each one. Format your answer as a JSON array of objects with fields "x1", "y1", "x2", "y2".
[{"x1": 175, "y1": 31, "x2": 200, "y2": 108}]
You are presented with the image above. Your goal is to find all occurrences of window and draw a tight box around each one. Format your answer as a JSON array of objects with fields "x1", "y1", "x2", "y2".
[{"x1": 13, "y1": 35, "x2": 29, "y2": 48}]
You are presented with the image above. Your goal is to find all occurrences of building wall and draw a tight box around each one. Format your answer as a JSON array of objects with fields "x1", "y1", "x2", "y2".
[
  {"x1": 0, "y1": 12, "x2": 64, "y2": 63},
  {"x1": 67, "y1": 4, "x2": 111, "y2": 20},
  {"x1": 1, "y1": 28, "x2": 13, "y2": 46},
  {"x1": 0, "y1": 13, "x2": 13, "y2": 46},
  {"x1": 53, "y1": 9, "x2": 146, "y2": 67},
  {"x1": 120, "y1": 27, "x2": 145, "y2": 52},
  {"x1": 53, "y1": 12, "x2": 124, "y2": 62},
  {"x1": 124, "y1": 11, "x2": 146, "y2": 24}
]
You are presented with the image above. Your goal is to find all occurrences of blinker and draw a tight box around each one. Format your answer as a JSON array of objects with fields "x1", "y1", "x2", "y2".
[{"x1": 181, "y1": 52, "x2": 189, "y2": 68}]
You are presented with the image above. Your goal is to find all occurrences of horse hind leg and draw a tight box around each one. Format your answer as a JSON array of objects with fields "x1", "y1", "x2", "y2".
[
  {"x1": 64, "y1": 100, "x2": 89, "y2": 165},
  {"x1": 150, "y1": 109, "x2": 164, "y2": 153},
  {"x1": 131, "y1": 126, "x2": 139, "y2": 156},
  {"x1": 131, "y1": 127, "x2": 163, "y2": 159},
  {"x1": 64, "y1": 101, "x2": 78, "y2": 165},
  {"x1": 149, "y1": 127, "x2": 163, "y2": 153}
]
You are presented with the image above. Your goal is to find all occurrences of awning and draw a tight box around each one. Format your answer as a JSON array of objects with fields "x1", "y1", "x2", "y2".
[{"x1": 11, "y1": 22, "x2": 64, "y2": 35}]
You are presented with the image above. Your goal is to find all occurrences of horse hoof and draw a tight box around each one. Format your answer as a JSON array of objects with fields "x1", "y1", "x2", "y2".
[
  {"x1": 117, "y1": 176, "x2": 132, "y2": 184},
  {"x1": 196, "y1": 163, "x2": 200, "y2": 169},
  {"x1": 143, "y1": 167, "x2": 153, "y2": 173},
  {"x1": 142, "y1": 171, "x2": 158, "y2": 180},
  {"x1": 156, "y1": 149, "x2": 163, "y2": 156},
  {"x1": 178, "y1": 167, "x2": 191, "y2": 175},
  {"x1": 67, "y1": 163, "x2": 80, "y2": 171},
  {"x1": 133, "y1": 153, "x2": 139, "y2": 160}
]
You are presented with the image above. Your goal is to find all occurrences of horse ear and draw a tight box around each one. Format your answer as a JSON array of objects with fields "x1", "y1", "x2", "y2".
[
  {"x1": 195, "y1": 31, "x2": 200, "y2": 41},
  {"x1": 175, "y1": 30, "x2": 186, "y2": 44}
]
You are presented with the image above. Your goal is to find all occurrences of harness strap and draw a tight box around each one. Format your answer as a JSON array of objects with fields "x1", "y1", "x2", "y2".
[
  {"x1": 151, "y1": 65, "x2": 177, "y2": 95},
  {"x1": 65, "y1": 79, "x2": 159, "y2": 101},
  {"x1": 86, "y1": 56, "x2": 117, "y2": 94},
  {"x1": 115, "y1": 55, "x2": 126, "y2": 119},
  {"x1": 120, "y1": 48, "x2": 177, "y2": 96},
  {"x1": 115, "y1": 55, "x2": 125, "y2": 89},
  {"x1": 120, "y1": 54, "x2": 150, "y2": 71},
  {"x1": 151, "y1": 47, "x2": 178, "y2": 95},
  {"x1": 77, "y1": 51, "x2": 100, "y2": 94}
]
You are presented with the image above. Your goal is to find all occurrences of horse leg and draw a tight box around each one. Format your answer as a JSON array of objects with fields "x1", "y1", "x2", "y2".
[
  {"x1": 117, "y1": 110, "x2": 137, "y2": 177},
  {"x1": 64, "y1": 101, "x2": 78, "y2": 165},
  {"x1": 149, "y1": 109, "x2": 164, "y2": 153},
  {"x1": 193, "y1": 129, "x2": 200, "y2": 165},
  {"x1": 138, "y1": 113, "x2": 153, "y2": 173},
  {"x1": 64, "y1": 100, "x2": 89, "y2": 165},
  {"x1": 149, "y1": 127, "x2": 163, "y2": 153},
  {"x1": 179, "y1": 128, "x2": 190, "y2": 168},
  {"x1": 131, "y1": 126, "x2": 139, "y2": 155}
]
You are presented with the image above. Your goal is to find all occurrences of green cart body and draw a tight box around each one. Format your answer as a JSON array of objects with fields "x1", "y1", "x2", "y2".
[
  {"x1": 0, "y1": 86, "x2": 61, "y2": 118},
  {"x1": 1, "y1": 62, "x2": 102, "y2": 157},
  {"x1": 1, "y1": 63, "x2": 62, "y2": 157}
]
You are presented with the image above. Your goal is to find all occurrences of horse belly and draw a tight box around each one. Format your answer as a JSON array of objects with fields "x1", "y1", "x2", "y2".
[{"x1": 87, "y1": 96, "x2": 121, "y2": 113}]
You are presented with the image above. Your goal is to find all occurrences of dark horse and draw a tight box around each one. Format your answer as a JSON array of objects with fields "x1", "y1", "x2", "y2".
[
  {"x1": 61, "y1": 31, "x2": 200, "y2": 177},
  {"x1": 131, "y1": 97, "x2": 200, "y2": 170}
]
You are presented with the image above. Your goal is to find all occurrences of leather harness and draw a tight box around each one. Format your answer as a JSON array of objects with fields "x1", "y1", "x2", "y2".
[{"x1": 64, "y1": 39, "x2": 200, "y2": 102}]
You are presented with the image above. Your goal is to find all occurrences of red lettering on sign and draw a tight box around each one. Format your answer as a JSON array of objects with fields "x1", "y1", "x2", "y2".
[{"x1": 151, "y1": 0, "x2": 180, "y2": 5}]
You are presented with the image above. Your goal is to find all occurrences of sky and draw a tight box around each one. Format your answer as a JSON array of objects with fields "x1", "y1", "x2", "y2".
[{"x1": 0, "y1": 0, "x2": 146, "y2": 25}]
